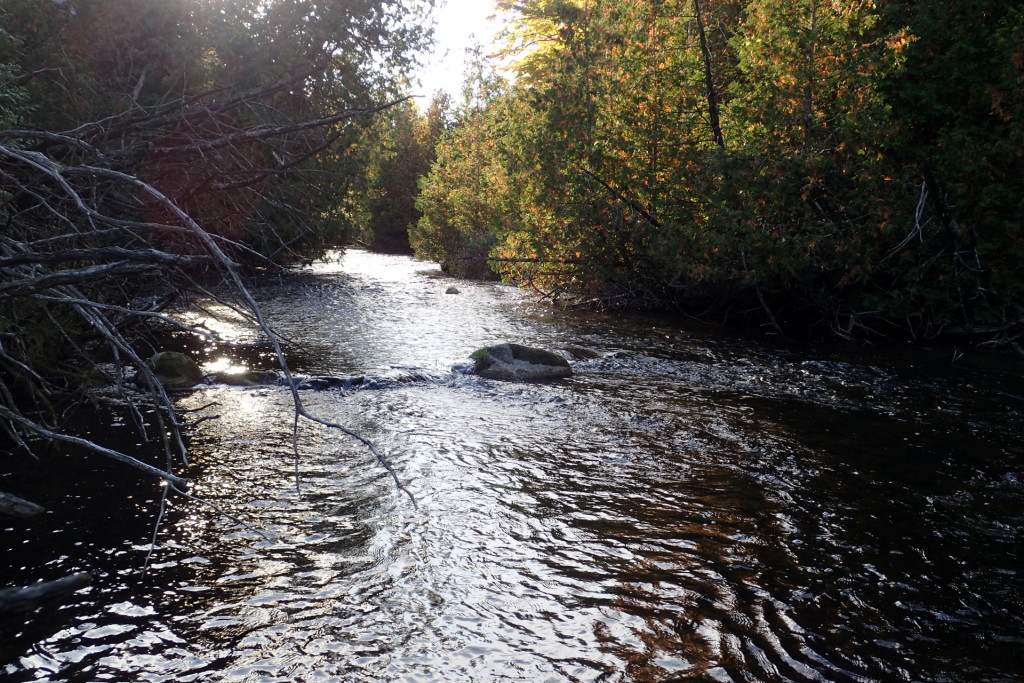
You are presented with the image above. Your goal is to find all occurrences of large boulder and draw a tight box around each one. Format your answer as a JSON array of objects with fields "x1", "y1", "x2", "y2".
[
  {"x1": 148, "y1": 351, "x2": 203, "y2": 389},
  {"x1": 471, "y1": 343, "x2": 572, "y2": 381}
]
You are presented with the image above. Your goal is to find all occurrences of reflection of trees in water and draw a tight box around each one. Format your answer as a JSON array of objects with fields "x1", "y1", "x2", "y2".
[{"x1": 588, "y1": 467, "x2": 824, "y2": 682}]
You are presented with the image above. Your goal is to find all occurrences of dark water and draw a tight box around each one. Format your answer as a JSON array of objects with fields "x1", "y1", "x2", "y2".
[{"x1": 3, "y1": 250, "x2": 1023, "y2": 682}]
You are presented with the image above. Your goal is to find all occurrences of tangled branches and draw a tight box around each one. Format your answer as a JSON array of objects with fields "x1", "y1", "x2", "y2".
[{"x1": 0, "y1": 78, "x2": 415, "y2": 505}]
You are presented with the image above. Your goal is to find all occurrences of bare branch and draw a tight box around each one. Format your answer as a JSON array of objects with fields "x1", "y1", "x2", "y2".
[
  {"x1": 0, "y1": 79, "x2": 417, "y2": 513},
  {"x1": 0, "y1": 405, "x2": 188, "y2": 487}
]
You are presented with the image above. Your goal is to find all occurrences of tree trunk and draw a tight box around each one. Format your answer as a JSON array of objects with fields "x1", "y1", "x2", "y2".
[{"x1": 694, "y1": 0, "x2": 725, "y2": 148}]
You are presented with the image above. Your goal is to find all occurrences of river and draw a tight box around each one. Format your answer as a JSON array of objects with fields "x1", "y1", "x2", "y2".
[{"x1": 2, "y1": 250, "x2": 1023, "y2": 682}]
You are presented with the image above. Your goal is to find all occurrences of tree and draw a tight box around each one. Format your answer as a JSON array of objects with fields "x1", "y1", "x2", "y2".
[
  {"x1": 875, "y1": 1, "x2": 1024, "y2": 338},
  {"x1": 413, "y1": 0, "x2": 1024, "y2": 343},
  {"x1": 354, "y1": 93, "x2": 452, "y2": 253},
  {"x1": 413, "y1": 86, "x2": 523, "y2": 278},
  {"x1": 0, "y1": 0, "x2": 433, "y2": 503},
  {"x1": 486, "y1": 0, "x2": 744, "y2": 302}
]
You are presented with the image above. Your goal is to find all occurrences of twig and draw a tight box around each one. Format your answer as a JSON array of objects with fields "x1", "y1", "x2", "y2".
[
  {"x1": 142, "y1": 482, "x2": 170, "y2": 574},
  {"x1": 0, "y1": 404, "x2": 188, "y2": 488}
]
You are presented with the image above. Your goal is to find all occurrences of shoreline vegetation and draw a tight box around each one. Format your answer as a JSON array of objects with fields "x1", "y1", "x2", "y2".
[
  {"x1": 0, "y1": 0, "x2": 1021, "y2": 604},
  {"x1": 0, "y1": 0, "x2": 429, "y2": 585},
  {"x1": 408, "y1": 1, "x2": 1023, "y2": 351}
]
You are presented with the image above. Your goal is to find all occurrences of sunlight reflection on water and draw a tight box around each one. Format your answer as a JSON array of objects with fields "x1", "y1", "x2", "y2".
[{"x1": 2, "y1": 250, "x2": 1023, "y2": 682}]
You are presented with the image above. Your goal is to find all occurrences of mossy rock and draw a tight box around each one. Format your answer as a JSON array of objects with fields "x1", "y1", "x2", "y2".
[
  {"x1": 148, "y1": 351, "x2": 203, "y2": 389},
  {"x1": 471, "y1": 343, "x2": 572, "y2": 381}
]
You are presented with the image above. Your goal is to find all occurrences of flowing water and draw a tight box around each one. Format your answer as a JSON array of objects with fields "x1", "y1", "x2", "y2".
[{"x1": 3, "y1": 250, "x2": 1023, "y2": 682}]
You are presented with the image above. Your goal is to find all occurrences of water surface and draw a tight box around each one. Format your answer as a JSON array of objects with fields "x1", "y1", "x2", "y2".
[{"x1": 3, "y1": 250, "x2": 1023, "y2": 682}]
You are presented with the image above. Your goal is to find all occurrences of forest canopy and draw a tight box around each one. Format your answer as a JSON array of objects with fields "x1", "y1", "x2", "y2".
[{"x1": 409, "y1": 0, "x2": 1024, "y2": 345}]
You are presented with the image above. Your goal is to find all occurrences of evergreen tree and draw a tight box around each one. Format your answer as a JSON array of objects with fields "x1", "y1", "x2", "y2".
[
  {"x1": 414, "y1": 0, "x2": 1024, "y2": 341},
  {"x1": 356, "y1": 95, "x2": 451, "y2": 253}
]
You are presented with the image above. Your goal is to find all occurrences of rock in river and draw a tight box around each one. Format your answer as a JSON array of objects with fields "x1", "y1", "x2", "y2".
[
  {"x1": 212, "y1": 369, "x2": 280, "y2": 386},
  {"x1": 148, "y1": 351, "x2": 203, "y2": 389},
  {"x1": 471, "y1": 343, "x2": 572, "y2": 381}
]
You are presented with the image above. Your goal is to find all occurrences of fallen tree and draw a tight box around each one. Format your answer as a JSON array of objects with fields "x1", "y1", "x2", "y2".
[{"x1": 0, "y1": 78, "x2": 417, "y2": 512}]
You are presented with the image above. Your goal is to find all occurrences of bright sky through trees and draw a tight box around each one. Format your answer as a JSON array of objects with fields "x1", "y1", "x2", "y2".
[{"x1": 414, "y1": 0, "x2": 501, "y2": 98}]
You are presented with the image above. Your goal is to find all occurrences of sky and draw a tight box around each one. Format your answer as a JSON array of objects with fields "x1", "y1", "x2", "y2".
[{"x1": 413, "y1": 0, "x2": 503, "y2": 100}]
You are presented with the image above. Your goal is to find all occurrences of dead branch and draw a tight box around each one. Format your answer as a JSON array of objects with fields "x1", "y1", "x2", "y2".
[
  {"x1": 147, "y1": 96, "x2": 415, "y2": 157},
  {"x1": 0, "y1": 247, "x2": 209, "y2": 268},
  {"x1": 571, "y1": 162, "x2": 663, "y2": 229},
  {"x1": 0, "y1": 405, "x2": 188, "y2": 487},
  {"x1": 0, "y1": 85, "x2": 415, "y2": 511},
  {"x1": 0, "y1": 573, "x2": 92, "y2": 617}
]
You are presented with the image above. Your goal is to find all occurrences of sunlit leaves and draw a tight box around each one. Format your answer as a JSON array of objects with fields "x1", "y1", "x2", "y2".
[{"x1": 413, "y1": 0, "x2": 1024, "y2": 337}]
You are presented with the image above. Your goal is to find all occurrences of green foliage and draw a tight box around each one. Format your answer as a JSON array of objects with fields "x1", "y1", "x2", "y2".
[
  {"x1": 876, "y1": 1, "x2": 1024, "y2": 331},
  {"x1": 352, "y1": 94, "x2": 452, "y2": 253},
  {"x1": 416, "y1": 0, "x2": 1024, "y2": 340},
  {"x1": 411, "y1": 75, "x2": 525, "y2": 278},
  {"x1": 0, "y1": 10, "x2": 29, "y2": 130}
]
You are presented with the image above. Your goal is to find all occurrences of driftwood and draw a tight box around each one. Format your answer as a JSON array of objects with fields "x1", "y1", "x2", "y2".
[
  {"x1": 0, "y1": 573, "x2": 92, "y2": 616},
  {"x1": 0, "y1": 492, "x2": 45, "y2": 518}
]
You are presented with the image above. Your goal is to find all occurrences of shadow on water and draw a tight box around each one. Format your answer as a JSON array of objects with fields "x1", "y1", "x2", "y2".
[{"x1": 2, "y1": 250, "x2": 1023, "y2": 682}]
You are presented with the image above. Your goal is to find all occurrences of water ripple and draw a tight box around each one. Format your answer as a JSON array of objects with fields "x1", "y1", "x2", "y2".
[{"x1": 2, "y1": 251, "x2": 1022, "y2": 682}]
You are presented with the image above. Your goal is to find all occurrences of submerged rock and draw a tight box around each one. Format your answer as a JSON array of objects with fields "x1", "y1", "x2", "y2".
[
  {"x1": 148, "y1": 351, "x2": 203, "y2": 389},
  {"x1": 293, "y1": 369, "x2": 442, "y2": 391},
  {"x1": 471, "y1": 343, "x2": 572, "y2": 381},
  {"x1": 296, "y1": 375, "x2": 361, "y2": 391},
  {"x1": 563, "y1": 346, "x2": 601, "y2": 360},
  {"x1": 213, "y1": 369, "x2": 279, "y2": 386},
  {"x1": 445, "y1": 286, "x2": 460, "y2": 295}
]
